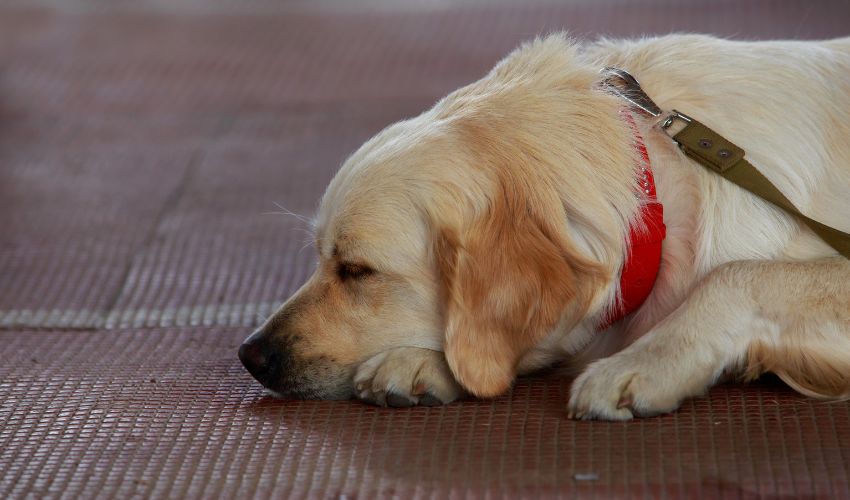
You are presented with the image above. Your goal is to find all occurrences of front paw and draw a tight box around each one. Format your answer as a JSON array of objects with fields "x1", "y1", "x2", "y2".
[
  {"x1": 567, "y1": 354, "x2": 684, "y2": 421},
  {"x1": 354, "y1": 347, "x2": 464, "y2": 407}
]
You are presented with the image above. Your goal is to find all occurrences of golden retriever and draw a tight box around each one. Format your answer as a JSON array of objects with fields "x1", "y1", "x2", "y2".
[{"x1": 239, "y1": 33, "x2": 850, "y2": 419}]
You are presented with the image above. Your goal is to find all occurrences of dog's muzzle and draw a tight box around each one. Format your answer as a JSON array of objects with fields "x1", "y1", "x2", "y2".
[{"x1": 238, "y1": 322, "x2": 354, "y2": 400}]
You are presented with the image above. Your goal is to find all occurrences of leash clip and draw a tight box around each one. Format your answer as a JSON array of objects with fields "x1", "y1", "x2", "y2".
[
  {"x1": 600, "y1": 67, "x2": 663, "y2": 117},
  {"x1": 600, "y1": 67, "x2": 695, "y2": 139},
  {"x1": 660, "y1": 109, "x2": 693, "y2": 136}
]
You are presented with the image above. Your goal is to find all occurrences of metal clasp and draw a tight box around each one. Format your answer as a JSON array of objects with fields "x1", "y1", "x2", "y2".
[
  {"x1": 658, "y1": 109, "x2": 694, "y2": 141},
  {"x1": 660, "y1": 109, "x2": 693, "y2": 130},
  {"x1": 600, "y1": 67, "x2": 662, "y2": 117}
]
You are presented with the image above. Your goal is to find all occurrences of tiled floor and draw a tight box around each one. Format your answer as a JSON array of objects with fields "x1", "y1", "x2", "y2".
[{"x1": 2, "y1": 1, "x2": 849, "y2": 497}]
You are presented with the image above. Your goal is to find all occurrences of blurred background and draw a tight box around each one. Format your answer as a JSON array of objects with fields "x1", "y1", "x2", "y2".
[{"x1": 2, "y1": 1, "x2": 849, "y2": 498}]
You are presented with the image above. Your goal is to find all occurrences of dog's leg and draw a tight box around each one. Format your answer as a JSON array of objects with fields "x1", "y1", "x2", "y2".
[
  {"x1": 354, "y1": 347, "x2": 464, "y2": 407},
  {"x1": 568, "y1": 257, "x2": 850, "y2": 420}
]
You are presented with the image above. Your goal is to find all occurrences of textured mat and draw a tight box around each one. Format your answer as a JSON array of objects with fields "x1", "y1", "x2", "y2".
[
  {"x1": 2, "y1": 328, "x2": 849, "y2": 499},
  {"x1": 2, "y1": 1, "x2": 850, "y2": 498}
]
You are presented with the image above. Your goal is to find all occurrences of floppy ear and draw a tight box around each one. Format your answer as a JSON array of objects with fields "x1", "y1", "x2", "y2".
[{"x1": 434, "y1": 189, "x2": 606, "y2": 398}]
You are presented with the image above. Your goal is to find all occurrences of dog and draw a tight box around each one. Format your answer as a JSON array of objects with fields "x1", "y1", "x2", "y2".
[{"x1": 239, "y1": 33, "x2": 850, "y2": 419}]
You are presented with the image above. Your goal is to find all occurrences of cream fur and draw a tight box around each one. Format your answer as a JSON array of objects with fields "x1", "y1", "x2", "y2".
[{"x1": 264, "y1": 33, "x2": 850, "y2": 418}]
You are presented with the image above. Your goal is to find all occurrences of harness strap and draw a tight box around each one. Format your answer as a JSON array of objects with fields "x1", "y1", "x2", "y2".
[{"x1": 666, "y1": 112, "x2": 850, "y2": 259}]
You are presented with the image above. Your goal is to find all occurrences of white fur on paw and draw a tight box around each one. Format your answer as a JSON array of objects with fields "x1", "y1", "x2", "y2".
[
  {"x1": 567, "y1": 354, "x2": 683, "y2": 421},
  {"x1": 353, "y1": 347, "x2": 463, "y2": 407}
]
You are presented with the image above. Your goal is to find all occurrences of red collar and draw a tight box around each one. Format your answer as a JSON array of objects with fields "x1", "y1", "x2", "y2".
[{"x1": 599, "y1": 111, "x2": 666, "y2": 329}]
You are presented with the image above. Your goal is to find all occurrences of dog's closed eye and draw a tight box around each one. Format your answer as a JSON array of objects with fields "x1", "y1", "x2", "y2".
[{"x1": 337, "y1": 262, "x2": 374, "y2": 281}]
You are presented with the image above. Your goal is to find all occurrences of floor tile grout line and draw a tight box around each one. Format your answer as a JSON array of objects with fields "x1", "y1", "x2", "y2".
[
  {"x1": 0, "y1": 302, "x2": 276, "y2": 331},
  {"x1": 98, "y1": 113, "x2": 238, "y2": 324}
]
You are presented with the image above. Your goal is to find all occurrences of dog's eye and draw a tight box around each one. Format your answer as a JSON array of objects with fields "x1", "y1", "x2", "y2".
[{"x1": 337, "y1": 262, "x2": 374, "y2": 281}]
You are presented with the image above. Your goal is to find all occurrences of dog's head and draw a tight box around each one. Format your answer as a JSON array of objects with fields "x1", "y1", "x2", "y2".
[{"x1": 239, "y1": 35, "x2": 639, "y2": 399}]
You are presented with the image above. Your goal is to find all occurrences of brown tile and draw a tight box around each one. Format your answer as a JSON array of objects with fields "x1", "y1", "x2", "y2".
[{"x1": 1, "y1": 327, "x2": 849, "y2": 498}]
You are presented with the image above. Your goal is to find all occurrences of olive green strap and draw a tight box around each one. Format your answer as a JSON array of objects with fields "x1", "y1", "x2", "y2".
[{"x1": 669, "y1": 114, "x2": 850, "y2": 259}]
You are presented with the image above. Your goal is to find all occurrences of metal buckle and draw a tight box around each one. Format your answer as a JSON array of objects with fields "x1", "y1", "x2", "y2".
[
  {"x1": 599, "y1": 67, "x2": 663, "y2": 117},
  {"x1": 659, "y1": 110, "x2": 693, "y2": 139},
  {"x1": 660, "y1": 110, "x2": 692, "y2": 129}
]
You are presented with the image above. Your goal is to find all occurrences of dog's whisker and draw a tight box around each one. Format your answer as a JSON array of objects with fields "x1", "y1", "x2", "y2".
[
  {"x1": 261, "y1": 210, "x2": 313, "y2": 223},
  {"x1": 298, "y1": 239, "x2": 315, "y2": 254},
  {"x1": 293, "y1": 228, "x2": 316, "y2": 250},
  {"x1": 267, "y1": 202, "x2": 315, "y2": 226}
]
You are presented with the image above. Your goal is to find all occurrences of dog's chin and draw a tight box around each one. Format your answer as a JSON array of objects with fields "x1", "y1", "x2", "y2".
[
  {"x1": 262, "y1": 383, "x2": 354, "y2": 401},
  {"x1": 243, "y1": 349, "x2": 356, "y2": 401}
]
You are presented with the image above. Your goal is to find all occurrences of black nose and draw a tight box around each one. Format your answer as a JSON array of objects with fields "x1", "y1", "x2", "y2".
[
  {"x1": 239, "y1": 330, "x2": 282, "y2": 388},
  {"x1": 239, "y1": 339, "x2": 269, "y2": 381}
]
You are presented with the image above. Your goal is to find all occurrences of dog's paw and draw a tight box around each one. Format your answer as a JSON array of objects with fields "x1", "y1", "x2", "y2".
[
  {"x1": 354, "y1": 347, "x2": 464, "y2": 407},
  {"x1": 567, "y1": 354, "x2": 684, "y2": 421}
]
